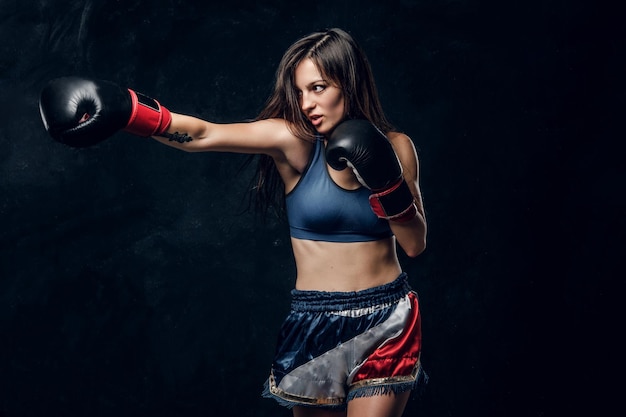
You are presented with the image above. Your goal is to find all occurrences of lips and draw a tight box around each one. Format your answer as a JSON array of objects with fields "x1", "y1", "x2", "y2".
[{"x1": 309, "y1": 114, "x2": 323, "y2": 126}]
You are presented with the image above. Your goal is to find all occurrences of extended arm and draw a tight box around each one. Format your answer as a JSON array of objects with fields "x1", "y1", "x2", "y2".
[{"x1": 38, "y1": 76, "x2": 310, "y2": 189}]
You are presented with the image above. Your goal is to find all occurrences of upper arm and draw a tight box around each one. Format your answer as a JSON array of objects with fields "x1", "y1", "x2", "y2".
[
  {"x1": 151, "y1": 114, "x2": 311, "y2": 188},
  {"x1": 155, "y1": 114, "x2": 294, "y2": 157},
  {"x1": 388, "y1": 132, "x2": 427, "y2": 257},
  {"x1": 389, "y1": 133, "x2": 423, "y2": 208}
]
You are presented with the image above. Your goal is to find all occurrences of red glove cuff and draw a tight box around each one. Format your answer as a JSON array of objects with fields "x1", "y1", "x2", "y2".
[
  {"x1": 369, "y1": 178, "x2": 417, "y2": 223},
  {"x1": 124, "y1": 89, "x2": 172, "y2": 137}
]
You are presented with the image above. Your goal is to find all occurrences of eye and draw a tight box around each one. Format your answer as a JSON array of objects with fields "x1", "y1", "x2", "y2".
[{"x1": 312, "y1": 84, "x2": 325, "y2": 93}]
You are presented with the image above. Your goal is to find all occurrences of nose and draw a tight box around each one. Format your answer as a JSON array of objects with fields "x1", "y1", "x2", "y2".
[{"x1": 300, "y1": 91, "x2": 315, "y2": 112}]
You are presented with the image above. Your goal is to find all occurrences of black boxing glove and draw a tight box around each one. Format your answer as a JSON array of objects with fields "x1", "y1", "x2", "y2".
[
  {"x1": 326, "y1": 119, "x2": 417, "y2": 222},
  {"x1": 39, "y1": 76, "x2": 171, "y2": 148}
]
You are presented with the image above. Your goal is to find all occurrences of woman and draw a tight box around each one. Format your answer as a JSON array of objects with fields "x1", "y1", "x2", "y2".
[{"x1": 39, "y1": 28, "x2": 427, "y2": 417}]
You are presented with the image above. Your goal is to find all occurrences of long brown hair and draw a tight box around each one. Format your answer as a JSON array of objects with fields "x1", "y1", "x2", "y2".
[{"x1": 250, "y1": 28, "x2": 394, "y2": 217}]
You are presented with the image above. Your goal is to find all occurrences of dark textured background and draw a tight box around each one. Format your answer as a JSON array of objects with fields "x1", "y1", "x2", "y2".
[{"x1": 0, "y1": 1, "x2": 621, "y2": 416}]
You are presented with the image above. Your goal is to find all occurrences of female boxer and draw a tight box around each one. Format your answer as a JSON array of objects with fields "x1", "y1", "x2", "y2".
[{"x1": 39, "y1": 28, "x2": 428, "y2": 417}]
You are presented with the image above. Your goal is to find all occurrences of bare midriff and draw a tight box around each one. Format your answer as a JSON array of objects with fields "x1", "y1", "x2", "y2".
[{"x1": 290, "y1": 236, "x2": 402, "y2": 292}]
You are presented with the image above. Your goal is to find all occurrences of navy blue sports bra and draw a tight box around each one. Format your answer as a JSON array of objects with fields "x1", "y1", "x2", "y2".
[{"x1": 285, "y1": 137, "x2": 393, "y2": 242}]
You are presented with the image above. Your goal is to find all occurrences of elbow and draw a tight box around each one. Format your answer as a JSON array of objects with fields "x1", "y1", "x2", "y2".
[
  {"x1": 405, "y1": 243, "x2": 426, "y2": 258},
  {"x1": 404, "y1": 238, "x2": 426, "y2": 258},
  {"x1": 393, "y1": 217, "x2": 427, "y2": 258}
]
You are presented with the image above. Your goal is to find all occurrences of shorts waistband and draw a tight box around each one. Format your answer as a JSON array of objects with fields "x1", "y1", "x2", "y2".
[{"x1": 290, "y1": 273, "x2": 410, "y2": 312}]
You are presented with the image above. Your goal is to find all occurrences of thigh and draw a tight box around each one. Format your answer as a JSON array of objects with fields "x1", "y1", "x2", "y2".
[{"x1": 346, "y1": 391, "x2": 411, "y2": 417}]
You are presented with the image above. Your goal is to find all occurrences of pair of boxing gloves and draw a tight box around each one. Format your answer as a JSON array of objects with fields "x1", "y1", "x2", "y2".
[{"x1": 39, "y1": 77, "x2": 417, "y2": 223}]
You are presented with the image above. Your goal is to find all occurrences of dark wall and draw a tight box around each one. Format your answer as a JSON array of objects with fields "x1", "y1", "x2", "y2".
[{"x1": 0, "y1": 1, "x2": 620, "y2": 416}]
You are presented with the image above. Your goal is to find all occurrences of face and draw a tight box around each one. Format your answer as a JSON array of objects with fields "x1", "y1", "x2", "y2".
[{"x1": 294, "y1": 58, "x2": 345, "y2": 135}]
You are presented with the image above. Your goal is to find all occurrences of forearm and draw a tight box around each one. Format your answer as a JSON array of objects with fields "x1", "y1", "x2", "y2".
[
  {"x1": 152, "y1": 113, "x2": 212, "y2": 152},
  {"x1": 389, "y1": 175, "x2": 427, "y2": 258},
  {"x1": 389, "y1": 209, "x2": 427, "y2": 258}
]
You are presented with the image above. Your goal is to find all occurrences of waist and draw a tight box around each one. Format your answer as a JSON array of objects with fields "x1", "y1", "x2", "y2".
[
  {"x1": 290, "y1": 273, "x2": 411, "y2": 312},
  {"x1": 291, "y1": 237, "x2": 402, "y2": 291}
]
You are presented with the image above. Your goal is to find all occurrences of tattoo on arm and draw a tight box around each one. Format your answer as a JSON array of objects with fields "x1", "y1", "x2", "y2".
[{"x1": 161, "y1": 131, "x2": 193, "y2": 143}]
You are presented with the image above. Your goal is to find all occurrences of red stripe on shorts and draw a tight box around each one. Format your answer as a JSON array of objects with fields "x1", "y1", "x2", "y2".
[{"x1": 351, "y1": 292, "x2": 422, "y2": 383}]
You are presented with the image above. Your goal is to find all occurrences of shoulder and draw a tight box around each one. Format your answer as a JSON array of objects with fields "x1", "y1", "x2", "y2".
[
  {"x1": 387, "y1": 131, "x2": 419, "y2": 165},
  {"x1": 258, "y1": 119, "x2": 315, "y2": 183},
  {"x1": 254, "y1": 119, "x2": 312, "y2": 149},
  {"x1": 231, "y1": 118, "x2": 306, "y2": 158},
  {"x1": 386, "y1": 131, "x2": 414, "y2": 148},
  {"x1": 247, "y1": 118, "x2": 294, "y2": 141}
]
